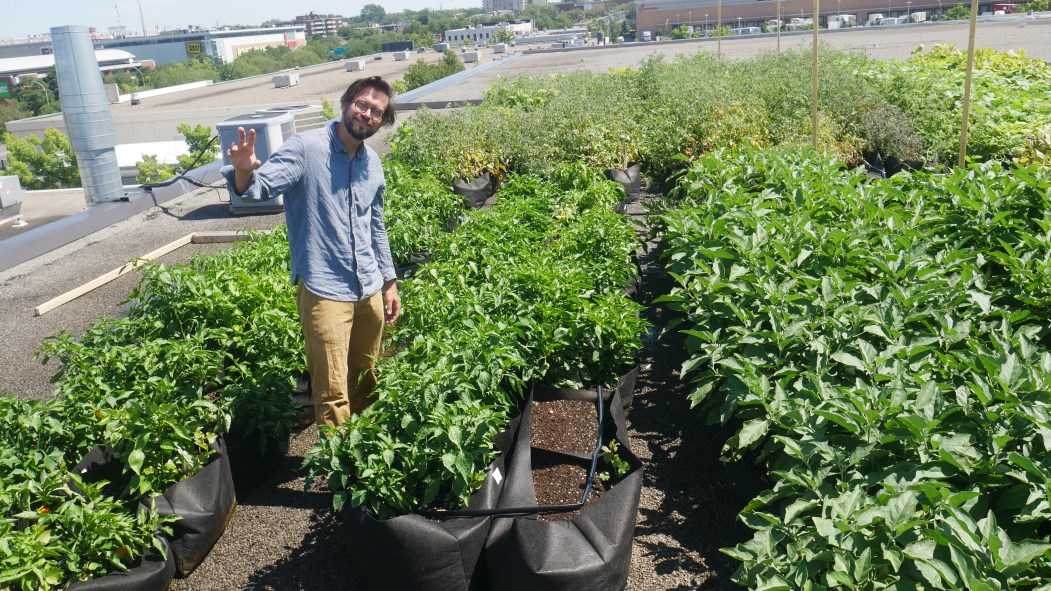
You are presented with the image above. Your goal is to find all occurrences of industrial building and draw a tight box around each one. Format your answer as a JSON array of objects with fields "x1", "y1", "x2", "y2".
[
  {"x1": 0, "y1": 48, "x2": 144, "y2": 81},
  {"x1": 444, "y1": 21, "x2": 536, "y2": 44},
  {"x1": 93, "y1": 26, "x2": 308, "y2": 66}
]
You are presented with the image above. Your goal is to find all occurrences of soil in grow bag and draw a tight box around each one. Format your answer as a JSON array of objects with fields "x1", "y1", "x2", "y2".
[
  {"x1": 532, "y1": 366, "x2": 639, "y2": 424},
  {"x1": 530, "y1": 399, "x2": 596, "y2": 454},
  {"x1": 532, "y1": 456, "x2": 607, "y2": 521}
]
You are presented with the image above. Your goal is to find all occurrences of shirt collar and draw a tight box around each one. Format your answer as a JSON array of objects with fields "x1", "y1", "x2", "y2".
[{"x1": 328, "y1": 119, "x2": 368, "y2": 161}]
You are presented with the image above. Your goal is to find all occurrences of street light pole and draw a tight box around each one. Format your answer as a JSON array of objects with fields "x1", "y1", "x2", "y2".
[
  {"x1": 27, "y1": 79, "x2": 51, "y2": 107},
  {"x1": 906, "y1": 1, "x2": 912, "y2": 19}
]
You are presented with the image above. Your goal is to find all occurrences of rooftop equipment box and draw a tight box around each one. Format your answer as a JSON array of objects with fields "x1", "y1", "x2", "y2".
[
  {"x1": 492, "y1": 43, "x2": 507, "y2": 53},
  {"x1": 463, "y1": 50, "x2": 479, "y2": 63},
  {"x1": 345, "y1": 60, "x2": 367, "y2": 71},
  {"x1": 393, "y1": 50, "x2": 410, "y2": 61},
  {"x1": 272, "y1": 73, "x2": 299, "y2": 88},
  {"x1": 0, "y1": 175, "x2": 26, "y2": 210}
]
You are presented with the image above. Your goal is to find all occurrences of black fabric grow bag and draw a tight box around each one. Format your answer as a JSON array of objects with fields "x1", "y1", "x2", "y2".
[
  {"x1": 346, "y1": 414, "x2": 522, "y2": 591},
  {"x1": 395, "y1": 251, "x2": 432, "y2": 280},
  {"x1": 70, "y1": 446, "x2": 133, "y2": 501},
  {"x1": 150, "y1": 435, "x2": 237, "y2": 578},
  {"x1": 605, "y1": 163, "x2": 642, "y2": 205},
  {"x1": 484, "y1": 385, "x2": 643, "y2": 591},
  {"x1": 452, "y1": 172, "x2": 495, "y2": 209},
  {"x1": 65, "y1": 535, "x2": 176, "y2": 591},
  {"x1": 224, "y1": 419, "x2": 289, "y2": 496}
]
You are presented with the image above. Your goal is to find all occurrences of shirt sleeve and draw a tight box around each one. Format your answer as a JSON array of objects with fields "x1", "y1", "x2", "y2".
[
  {"x1": 220, "y1": 135, "x2": 306, "y2": 201},
  {"x1": 370, "y1": 182, "x2": 397, "y2": 283}
]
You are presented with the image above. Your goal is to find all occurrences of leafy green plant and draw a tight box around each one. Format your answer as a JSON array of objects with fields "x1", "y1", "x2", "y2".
[
  {"x1": 599, "y1": 439, "x2": 630, "y2": 482},
  {"x1": 657, "y1": 146, "x2": 1051, "y2": 589},
  {"x1": 402, "y1": 49, "x2": 464, "y2": 91},
  {"x1": 0, "y1": 395, "x2": 175, "y2": 590}
]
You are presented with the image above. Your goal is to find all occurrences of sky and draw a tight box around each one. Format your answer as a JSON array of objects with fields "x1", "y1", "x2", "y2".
[{"x1": 0, "y1": 0, "x2": 478, "y2": 41}]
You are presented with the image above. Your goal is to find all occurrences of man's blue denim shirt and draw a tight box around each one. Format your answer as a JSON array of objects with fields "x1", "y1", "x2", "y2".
[{"x1": 221, "y1": 120, "x2": 396, "y2": 302}]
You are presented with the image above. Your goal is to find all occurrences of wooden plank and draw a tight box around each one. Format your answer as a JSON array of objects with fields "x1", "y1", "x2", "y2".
[
  {"x1": 190, "y1": 229, "x2": 269, "y2": 244},
  {"x1": 34, "y1": 234, "x2": 194, "y2": 316}
]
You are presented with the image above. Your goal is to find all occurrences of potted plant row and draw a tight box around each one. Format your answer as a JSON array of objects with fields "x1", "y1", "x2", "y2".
[{"x1": 303, "y1": 163, "x2": 648, "y2": 590}]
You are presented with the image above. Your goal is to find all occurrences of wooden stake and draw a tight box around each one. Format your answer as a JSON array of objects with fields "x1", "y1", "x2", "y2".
[
  {"x1": 958, "y1": 0, "x2": 980, "y2": 168},
  {"x1": 812, "y1": 0, "x2": 821, "y2": 149}
]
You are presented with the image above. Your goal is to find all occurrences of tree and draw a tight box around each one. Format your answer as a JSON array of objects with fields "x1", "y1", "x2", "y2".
[
  {"x1": 944, "y1": 4, "x2": 970, "y2": 19},
  {"x1": 0, "y1": 100, "x2": 32, "y2": 133},
  {"x1": 135, "y1": 154, "x2": 177, "y2": 184},
  {"x1": 2, "y1": 128, "x2": 80, "y2": 189},
  {"x1": 522, "y1": 4, "x2": 576, "y2": 30},
  {"x1": 135, "y1": 123, "x2": 217, "y2": 184},
  {"x1": 493, "y1": 27, "x2": 516, "y2": 45},
  {"x1": 175, "y1": 124, "x2": 219, "y2": 171},
  {"x1": 361, "y1": 4, "x2": 386, "y2": 23},
  {"x1": 1024, "y1": 0, "x2": 1048, "y2": 11},
  {"x1": 671, "y1": 25, "x2": 699, "y2": 39}
]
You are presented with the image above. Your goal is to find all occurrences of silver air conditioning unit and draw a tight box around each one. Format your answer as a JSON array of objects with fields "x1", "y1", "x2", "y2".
[
  {"x1": 216, "y1": 110, "x2": 295, "y2": 215},
  {"x1": 272, "y1": 72, "x2": 300, "y2": 88},
  {"x1": 51, "y1": 25, "x2": 123, "y2": 204},
  {"x1": 255, "y1": 104, "x2": 327, "y2": 134},
  {"x1": 0, "y1": 175, "x2": 26, "y2": 214}
]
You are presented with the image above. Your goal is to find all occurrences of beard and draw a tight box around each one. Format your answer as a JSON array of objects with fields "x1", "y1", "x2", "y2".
[{"x1": 343, "y1": 114, "x2": 378, "y2": 141}]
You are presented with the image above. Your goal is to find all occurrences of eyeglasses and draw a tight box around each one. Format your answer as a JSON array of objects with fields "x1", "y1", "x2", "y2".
[{"x1": 351, "y1": 99, "x2": 385, "y2": 121}]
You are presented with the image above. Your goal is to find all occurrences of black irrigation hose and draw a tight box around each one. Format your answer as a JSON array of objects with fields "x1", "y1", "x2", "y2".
[
  {"x1": 418, "y1": 383, "x2": 607, "y2": 519},
  {"x1": 140, "y1": 135, "x2": 222, "y2": 189}
]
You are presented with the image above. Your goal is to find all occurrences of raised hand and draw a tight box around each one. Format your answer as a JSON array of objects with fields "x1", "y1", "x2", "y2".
[{"x1": 227, "y1": 127, "x2": 262, "y2": 173}]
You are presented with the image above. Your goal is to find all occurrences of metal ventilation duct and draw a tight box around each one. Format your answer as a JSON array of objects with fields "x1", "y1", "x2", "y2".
[{"x1": 50, "y1": 25, "x2": 123, "y2": 204}]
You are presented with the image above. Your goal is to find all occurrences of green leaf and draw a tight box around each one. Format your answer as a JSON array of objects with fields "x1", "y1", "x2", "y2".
[
  {"x1": 128, "y1": 449, "x2": 145, "y2": 475},
  {"x1": 832, "y1": 351, "x2": 866, "y2": 372},
  {"x1": 967, "y1": 290, "x2": 991, "y2": 313},
  {"x1": 738, "y1": 418, "x2": 770, "y2": 448}
]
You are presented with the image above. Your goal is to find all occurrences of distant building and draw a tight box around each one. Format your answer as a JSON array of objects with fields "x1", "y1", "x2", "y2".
[
  {"x1": 445, "y1": 21, "x2": 534, "y2": 44},
  {"x1": 293, "y1": 12, "x2": 345, "y2": 37},
  {"x1": 0, "y1": 48, "x2": 143, "y2": 80},
  {"x1": 93, "y1": 26, "x2": 308, "y2": 66},
  {"x1": 483, "y1": 0, "x2": 528, "y2": 12}
]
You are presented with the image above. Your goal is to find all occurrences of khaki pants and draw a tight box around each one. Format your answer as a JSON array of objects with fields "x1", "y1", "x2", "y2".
[{"x1": 296, "y1": 284, "x2": 385, "y2": 428}]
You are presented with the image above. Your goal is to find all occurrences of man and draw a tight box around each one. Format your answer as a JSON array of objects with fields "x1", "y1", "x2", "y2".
[{"x1": 222, "y1": 76, "x2": 402, "y2": 428}]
